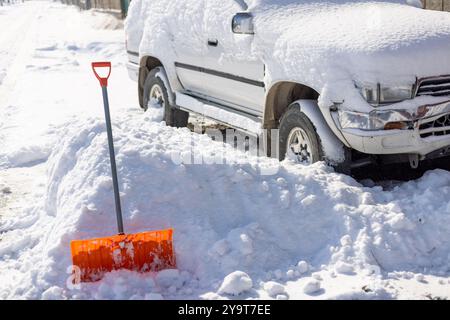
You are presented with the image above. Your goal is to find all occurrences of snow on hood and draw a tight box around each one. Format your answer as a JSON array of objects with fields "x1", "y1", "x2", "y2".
[
  {"x1": 126, "y1": 0, "x2": 450, "y2": 112},
  {"x1": 251, "y1": 1, "x2": 450, "y2": 109}
]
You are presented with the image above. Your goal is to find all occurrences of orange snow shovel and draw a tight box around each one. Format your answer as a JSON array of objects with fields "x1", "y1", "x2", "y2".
[{"x1": 70, "y1": 62, "x2": 176, "y2": 283}]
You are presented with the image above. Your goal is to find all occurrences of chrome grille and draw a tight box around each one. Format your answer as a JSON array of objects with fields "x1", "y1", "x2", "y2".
[
  {"x1": 419, "y1": 113, "x2": 450, "y2": 138},
  {"x1": 416, "y1": 76, "x2": 450, "y2": 97}
]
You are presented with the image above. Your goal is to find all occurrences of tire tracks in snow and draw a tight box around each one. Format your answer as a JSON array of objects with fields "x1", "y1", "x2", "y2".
[
  {"x1": 0, "y1": 164, "x2": 46, "y2": 218},
  {"x1": 0, "y1": 2, "x2": 43, "y2": 116},
  {"x1": 0, "y1": 2, "x2": 43, "y2": 170},
  {"x1": 0, "y1": 3, "x2": 46, "y2": 221}
]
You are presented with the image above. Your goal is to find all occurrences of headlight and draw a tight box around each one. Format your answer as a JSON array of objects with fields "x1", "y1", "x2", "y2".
[
  {"x1": 338, "y1": 110, "x2": 384, "y2": 130},
  {"x1": 338, "y1": 109, "x2": 414, "y2": 131},
  {"x1": 356, "y1": 83, "x2": 414, "y2": 106}
]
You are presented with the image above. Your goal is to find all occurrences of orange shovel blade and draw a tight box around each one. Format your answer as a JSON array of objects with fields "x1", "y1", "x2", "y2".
[{"x1": 71, "y1": 229, "x2": 176, "y2": 283}]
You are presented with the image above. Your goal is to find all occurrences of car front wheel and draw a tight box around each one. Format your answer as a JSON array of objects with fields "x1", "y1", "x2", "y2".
[{"x1": 278, "y1": 105, "x2": 324, "y2": 164}]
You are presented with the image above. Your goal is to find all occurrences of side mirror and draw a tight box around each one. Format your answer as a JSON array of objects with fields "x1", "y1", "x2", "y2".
[{"x1": 232, "y1": 12, "x2": 254, "y2": 35}]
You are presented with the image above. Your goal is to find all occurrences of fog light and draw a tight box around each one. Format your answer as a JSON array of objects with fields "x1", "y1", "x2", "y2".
[{"x1": 384, "y1": 122, "x2": 408, "y2": 130}]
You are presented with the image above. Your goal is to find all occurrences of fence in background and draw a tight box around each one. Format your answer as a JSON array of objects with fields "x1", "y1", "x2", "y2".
[
  {"x1": 0, "y1": 0, "x2": 24, "y2": 5},
  {"x1": 60, "y1": 0, "x2": 130, "y2": 18},
  {"x1": 59, "y1": 0, "x2": 449, "y2": 18},
  {"x1": 423, "y1": 0, "x2": 450, "y2": 11}
]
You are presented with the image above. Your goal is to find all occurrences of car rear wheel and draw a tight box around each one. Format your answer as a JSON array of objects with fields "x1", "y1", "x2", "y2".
[{"x1": 143, "y1": 67, "x2": 189, "y2": 128}]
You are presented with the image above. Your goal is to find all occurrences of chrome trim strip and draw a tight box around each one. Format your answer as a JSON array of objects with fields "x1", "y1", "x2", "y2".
[
  {"x1": 174, "y1": 62, "x2": 265, "y2": 88},
  {"x1": 415, "y1": 75, "x2": 450, "y2": 97},
  {"x1": 419, "y1": 126, "x2": 450, "y2": 135},
  {"x1": 180, "y1": 90, "x2": 263, "y2": 119}
]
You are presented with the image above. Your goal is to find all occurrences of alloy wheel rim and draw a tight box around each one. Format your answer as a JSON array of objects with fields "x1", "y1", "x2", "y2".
[
  {"x1": 286, "y1": 127, "x2": 313, "y2": 164},
  {"x1": 149, "y1": 84, "x2": 164, "y2": 108}
]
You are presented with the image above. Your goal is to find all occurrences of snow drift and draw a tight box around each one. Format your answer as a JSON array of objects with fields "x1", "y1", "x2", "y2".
[{"x1": 1, "y1": 109, "x2": 449, "y2": 299}]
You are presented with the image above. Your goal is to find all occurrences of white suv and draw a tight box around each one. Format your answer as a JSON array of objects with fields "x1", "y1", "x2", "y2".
[{"x1": 125, "y1": 0, "x2": 450, "y2": 172}]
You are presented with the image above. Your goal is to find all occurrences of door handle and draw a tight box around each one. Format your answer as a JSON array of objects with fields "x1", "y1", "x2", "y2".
[{"x1": 207, "y1": 38, "x2": 219, "y2": 47}]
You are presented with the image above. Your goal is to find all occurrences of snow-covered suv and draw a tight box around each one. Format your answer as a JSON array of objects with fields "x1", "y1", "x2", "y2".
[{"x1": 125, "y1": 0, "x2": 450, "y2": 171}]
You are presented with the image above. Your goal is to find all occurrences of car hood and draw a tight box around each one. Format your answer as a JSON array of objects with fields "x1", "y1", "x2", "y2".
[{"x1": 252, "y1": 1, "x2": 450, "y2": 110}]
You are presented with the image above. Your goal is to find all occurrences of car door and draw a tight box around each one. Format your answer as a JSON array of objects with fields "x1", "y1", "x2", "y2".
[
  {"x1": 175, "y1": 0, "x2": 266, "y2": 116},
  {"x1": 171, "y1": 0, "x2": 210, "y2": 94}
]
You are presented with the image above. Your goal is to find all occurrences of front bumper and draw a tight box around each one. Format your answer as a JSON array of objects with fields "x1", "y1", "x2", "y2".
[{"x1": 337, "y1": 100, "x2": 450, "y2": 157}]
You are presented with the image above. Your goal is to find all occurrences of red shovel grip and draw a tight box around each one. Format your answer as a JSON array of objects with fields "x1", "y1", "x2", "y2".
[{"x1": 92, "y1": 62, "x2": 112, "y2": 87}]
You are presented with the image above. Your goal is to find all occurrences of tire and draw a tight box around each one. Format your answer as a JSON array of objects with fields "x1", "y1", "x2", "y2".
[
  {"x1": 278, "y1": 105, "x2": 324, "y2": 164},
  {"x1": 143, "y1": 67, "x2": 189, "y2": 128}
]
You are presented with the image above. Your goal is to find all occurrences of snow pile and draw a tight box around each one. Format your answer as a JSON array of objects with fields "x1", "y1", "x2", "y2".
[
  {"x1": 302, "y1": 280, "x2": 322, "y2": 295},
  {"x1": 218, "y1": 271, "x2": 253, "y2": 296},
  {"x1": 263, "y1": 281, "x2": 286, "y2": 298},
  {"x1": 6, "y1": 144, "x2": 53, "y2": 168},
  {"x1": 1, "y1": 109, "x2": 449, "y2": 299},
  {"x1": 126, "y1": 0, "x2": 450, "y2": 112}
]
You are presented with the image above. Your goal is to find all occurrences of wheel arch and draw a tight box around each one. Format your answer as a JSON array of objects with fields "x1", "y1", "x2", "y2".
[
  {"x1": 263, "y1": 81, "x2": 320, "y2": 129},
  {"x1": 289, "y1": 100, "x2": 347, "y2": 165}
]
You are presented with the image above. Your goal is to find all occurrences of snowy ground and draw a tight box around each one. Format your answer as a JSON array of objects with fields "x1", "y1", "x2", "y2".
[{"x1": 0, "y1": 1, "x2": 449, "y2": 300}]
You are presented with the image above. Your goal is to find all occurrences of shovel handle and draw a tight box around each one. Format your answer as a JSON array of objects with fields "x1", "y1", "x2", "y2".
[{"x1": 92, "y1": 62, "x2": 112, "y2": 87}]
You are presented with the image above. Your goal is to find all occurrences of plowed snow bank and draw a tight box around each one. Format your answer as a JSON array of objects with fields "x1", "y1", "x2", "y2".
[{"x1": 1, "y1": 110, "x2": 449, "y2": 299}]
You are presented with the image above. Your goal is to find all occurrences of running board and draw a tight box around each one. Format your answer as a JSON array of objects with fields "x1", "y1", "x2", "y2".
[{"x1": 175, "y1": 92, "x2": 263, "y2": 136}]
